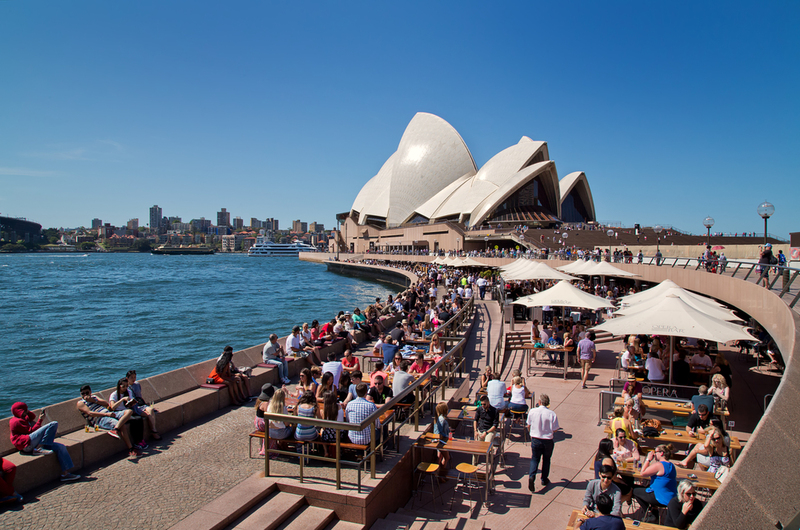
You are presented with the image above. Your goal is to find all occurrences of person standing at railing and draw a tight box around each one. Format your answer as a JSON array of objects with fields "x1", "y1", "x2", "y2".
[{"x1": 758, "y1": 243, "x2": 775, "y2": 288}]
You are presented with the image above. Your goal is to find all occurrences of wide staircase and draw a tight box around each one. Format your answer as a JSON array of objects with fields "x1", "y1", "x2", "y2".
[{"x1": 370, "y1": 508, "x2": 485, "y2": 530}]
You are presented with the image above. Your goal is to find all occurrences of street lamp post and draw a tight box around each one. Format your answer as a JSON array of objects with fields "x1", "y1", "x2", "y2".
[
  {"x1": 653, "y1": 225, "x2": 663, "y2": 265},
  {"x1": 757, "y1": 201, "x2": 774, "y2": 246},
  {"x1": 703, "y1": 216, "x2": 715, "y2": 247},
  {"x1": 484, "y1": 236, "x2": 489, "y2": 255},
  {"x1": 606, "y1": 229, "x2": 614, "y2": 262}
]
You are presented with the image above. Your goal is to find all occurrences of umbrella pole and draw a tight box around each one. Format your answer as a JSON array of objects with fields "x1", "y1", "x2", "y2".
[{"x1": 669, "y1": 336, "x2": 675, "y2": 385}]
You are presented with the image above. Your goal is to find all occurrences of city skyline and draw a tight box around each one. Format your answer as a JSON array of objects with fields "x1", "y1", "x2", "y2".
[{"x1": 1, "y1": 2, "x2": 797, "y2": 238}]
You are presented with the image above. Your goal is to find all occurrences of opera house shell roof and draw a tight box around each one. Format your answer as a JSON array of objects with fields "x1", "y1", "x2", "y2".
[{"x1": 349, "y1": 113, "x2": 596, "y2": 228}]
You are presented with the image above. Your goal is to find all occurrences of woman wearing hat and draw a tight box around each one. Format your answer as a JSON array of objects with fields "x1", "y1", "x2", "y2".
[{"x1": 622, "y1": 372, "x2": 646, "y2": 422}]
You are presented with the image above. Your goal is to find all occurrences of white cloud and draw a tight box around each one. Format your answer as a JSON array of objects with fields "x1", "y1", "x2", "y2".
[
  {"x1": 22, "y1": 140, "x2": 126, "y2": 161},
  {"x1": 0, "y1": 167, "x2": 61, "y2": 177}
]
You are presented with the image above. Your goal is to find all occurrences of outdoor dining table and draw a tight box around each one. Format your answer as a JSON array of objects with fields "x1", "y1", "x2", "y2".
[
  {"x1": 605, "y1": 425, "x2": 742, "y2": 456},
  {"x1": 523, "y1": 344, "x2": 575, "y2": 379},
  {"x1": 613, "y1": 396, "x2": 729, "y2": 417},
  {"x1": 415, "y1": 433, "x2": 494, "y2": 502},
  {"x1": 565, "y1": 508, "x2": 671, "y2": 529},
  {"x1": 615, "y1": 460, "x2": 721, "y2": 492}
]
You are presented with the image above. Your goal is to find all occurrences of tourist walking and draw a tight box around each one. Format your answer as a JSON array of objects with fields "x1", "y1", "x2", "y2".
[
  {"x1": 526, "y1": 394, "x2": 559, "y2": 492},
  {"x1": 578, "y1": 331, "x2": 597, "y2": 389}
]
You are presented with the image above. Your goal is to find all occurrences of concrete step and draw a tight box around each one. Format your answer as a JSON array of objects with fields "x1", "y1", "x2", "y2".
[
  {"x1": 322, "y1": 520, "x2": 365, "y2": 530},
  {"x1": 278, "y1": 505, "x2": 336, "y2": 530},
  {"x1": 455, "y1": 518, "x2": 484, "y2": 530},
  {"x1": 385, "y1": 514, "x2": 417, "y2": 526},
  {"x1": 396, "y1": 508, "x2": 453, "y2": 526},
  {"x1": 231, "y1": 491, "x2": 306, "y2": 530},
  {"x1": 370, "y1": 518, "x2": 408, "y2": 530}
]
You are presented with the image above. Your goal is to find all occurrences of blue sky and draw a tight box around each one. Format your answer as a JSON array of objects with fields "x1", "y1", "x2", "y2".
[{"x1": 1, "y1": 1, "x2": 798, "y2": 238}]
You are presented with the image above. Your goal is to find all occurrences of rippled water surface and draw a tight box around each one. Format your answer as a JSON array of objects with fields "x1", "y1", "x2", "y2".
[{"x1": 0, "y1": 253, "x2": 396, "y2": 411}]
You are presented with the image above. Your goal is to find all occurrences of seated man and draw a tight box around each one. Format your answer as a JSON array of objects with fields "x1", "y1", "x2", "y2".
[
  {"x1": 318, "y1": 318, "x2": 337, "y2": 343},
  {"x1": 685, "y1": 404, "x2": 712, "y2": 437},
  {"x1": 262, "y1": 334, "x2": 291, "y2": 385},
  {"x1": 672, "y1": 351, "x2": 693, "y2": 386},
  {"x1": 582, "y1": 465, "x2": 622, "y2": 517},
  {"x1": 342, "y1": 370, "x2": 364, "y2": 406},
  {"x1": 473, "y1": 395, "x2": 498, "y2": 464},
  {"x1": 322, "y1": 351, "x2": 344, "y2": 388},
  {"x1": 367, "y1": 375, "x2": 393, "y2": 405},
  {"x1": 345, "y1": 383, "x2": 378, "y2": 445},
  {"x1": 287, "y1": 325, "x2": 321, "y2": 366},
  {"x1": 577, "y1": 492, "x2": 625, "y2": 530},
  {"x1": 392, "y1": 360, "x2": 415, "y2": 404},
  {"x1": 690, "y1": 385, "x2": 715, "y2": 414},
  {"x1": 76, "y1": 385, "x2": 139, "y2": 458},
  {"x1": 380, "y1": 335, "x2": 401, "y2": 365},
  {"x1": 689, "y1": 349, "x2": 713, "y2": 371},
  {"x1": 389, "y1": 321, "x2": 406, "y2": 346},
  {"x1": 10, "y1": 402, "x2": 80, "y2": 482}
]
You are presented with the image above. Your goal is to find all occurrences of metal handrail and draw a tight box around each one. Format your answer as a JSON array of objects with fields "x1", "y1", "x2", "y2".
[{"x1": 264, "y1": 298, "x2": 475, "y2": 490}]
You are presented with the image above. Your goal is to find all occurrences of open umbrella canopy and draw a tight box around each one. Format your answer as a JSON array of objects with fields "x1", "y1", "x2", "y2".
[
  {"x1": 454, "y1": 256, "x2": 493, "y2": 268},
  {"x1": 501, "y1": 261, "x2": 578, "y2": 281},
  {"x1": 430, "y1": 256, "x2": 446, "y2": 265},
  {"x1": 583, "y1": 261, "x2": 640, "y2": 278},
  {"x1": 514, "y1": 280, "x2": 615, "y2": 310},
  {"x1": 499, "y1": 258, "x2": 530, "y2": 274},
  {"x1": 616, "y1": 287, "x2": 741, "y2": 322},
  {"x1": 619, "y1": 279, "x2": 727, "y2": 309},
  {"x1": 593, "y1": 294, "x2": 754, "y2": 343},
  {"x1": 556, "y1": 260, "x2": 594, "y2": 274},
  {"x1": 712, "y1": 245, "x2": 725, "y2": 250}
]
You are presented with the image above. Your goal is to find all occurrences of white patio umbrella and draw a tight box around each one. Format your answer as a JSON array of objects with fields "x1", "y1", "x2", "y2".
[
  {"x1": 499, "y1": 258, "x2": 530, "y2": 274},
  {"x1": 514, "y1": 280, "x2": 615, "y2": 310},
  {"x1": 557, "y1": 260, "x2": 594, "y2": 274},
  {"x1": 454, "y1": 256, "x2": 493, "y2": 268},
  {"x1": 583, "y1": 261, "x2": 641, "y2": 278},
  {"x1": 501, "y1": 260, "x2": 578, "y2": 281},
  {"x1": 593, "y1": 294, "x2": 755, "y2": 383},
  {"x1": 430, "y1": 256, "x2": 446, "y2": 265},
  {"x1": 616, "y1": 287, "x2": 741, "y2": 322},
  {"x1": 620, "y1": 279, "x2": 726, "y2": 309}
]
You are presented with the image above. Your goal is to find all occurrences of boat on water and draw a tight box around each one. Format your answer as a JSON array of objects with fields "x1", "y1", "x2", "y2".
[
  {"x1": 151, "y1": 245, "x2": 215, "y2": 255},
  {"x1": 247, "y1": 237, "x2": 317, "y2": 257}
]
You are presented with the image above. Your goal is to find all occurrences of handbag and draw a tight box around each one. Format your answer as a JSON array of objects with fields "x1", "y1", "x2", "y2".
[
  {"x1": 714, "y1": 465, "x2": 731, "y2": 483},
  {"x1": 641, "y1": 426, "x2": 660, "y2": 437}
]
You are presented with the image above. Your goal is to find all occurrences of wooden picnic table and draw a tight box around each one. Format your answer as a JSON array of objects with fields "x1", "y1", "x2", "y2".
[
  {"x1": 522, "y1": 344, "x2": 575, "y2": 379},
  {"x1": 565, "y1": 509, "x2": 671, "y2": 529},
  {"x1": 615, "y1": 461, "x2": 721, "y2": 491},
  {"x1": 416, "y1": 433, "x2": 494, "y2": 502},
  {"x1": 605, "y1": 425, "x2": 741, "y2": 454},
  {"x1": 613, "y1": 397, "x2": 729, "y2": 417}
]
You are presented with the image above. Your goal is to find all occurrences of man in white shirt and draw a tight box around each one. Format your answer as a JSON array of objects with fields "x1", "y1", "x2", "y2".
[
  {"x1": 526, "y1": 394, "x2": 559, "y2": 492},
  {"x1": 476, "y1": 276, "x2": 488, "y2": 299},
  {"x1": 690, "y1": 350, "x2": 713, "y2": 370},
  {"x1": 287, "y1": 325, "x2": 321, "y2": 366},
  {"x1": 262, "y1": 334, "x2": 291, "y2": 384},
  {"x1": 322, "y1": 352, "x2": 344, "y2": 387}
]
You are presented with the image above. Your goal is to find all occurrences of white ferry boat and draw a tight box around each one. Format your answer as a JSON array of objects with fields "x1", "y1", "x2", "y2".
[{"x1": 247, "y1": 237, "x2": 317, "y2": 257}]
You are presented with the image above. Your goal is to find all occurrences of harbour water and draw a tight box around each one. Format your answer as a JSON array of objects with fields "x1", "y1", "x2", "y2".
[{"x1": 0, "y1": 253, "x2": 396, "y2": 412}]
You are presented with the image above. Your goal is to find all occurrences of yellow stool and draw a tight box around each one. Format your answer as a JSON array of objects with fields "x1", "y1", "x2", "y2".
[
  {"x1": 414, "y1": 462, "x2": 442, "y2": 508},
  {"x1": 449, "y1": 462, "x2": 479, "y2": 511}
]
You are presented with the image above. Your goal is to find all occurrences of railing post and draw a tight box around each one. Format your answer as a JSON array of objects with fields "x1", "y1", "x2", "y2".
[
  {"x1": 265, "y1": 429, "x2": 271, "y2": 477},
  {"x1": 780, "y1": 271, "x2": 799, "y2": 297},
  {"x1": 370, "y1": 423, "x2": 376, "y2": 479},
  {"x1": 336, "y1": 432, "x2": 341, "y2": 489},
  {"x1": 414, "y1": 387, "x2": 420, "y2": 431}
]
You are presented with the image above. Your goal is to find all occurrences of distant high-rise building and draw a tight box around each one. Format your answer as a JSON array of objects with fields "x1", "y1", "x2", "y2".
[
  {"x1": 250, "y1": 218, "x2": 262, "y2": 229},
  {"x1": 233, "y1": 216, "x2": 243, "y2": 230},
  {"x1": 292, "y1": 220, "x2": 307, "y2": 233},
  {"x1": 149, "y1": 205, "x2": 162, "y2": 231},
  {"x1": 309, "y1": 222, "x2": 325, "y2": 233},
  {"x1": 168, "y1": 216, "x2": 182, "y2": 224},
  {"x1": 127, "y1": 219, "x2": 139, "y2": 231},
  {"x1": 91, "y1": 218, "x2": 102, "y2": 229},
  {"x1": 265, "y1": 218, "x2": 279, "y2": 231},
  {"x1": 217, "y1": 208, "x2": 231, "y2": 227},
  {"x1": 190, "y1": 218, "x2": 211, "y2": 232}
]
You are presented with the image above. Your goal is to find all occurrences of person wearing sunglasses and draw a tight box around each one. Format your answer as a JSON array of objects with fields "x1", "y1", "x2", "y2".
[
  {"x1": 633, "y1": 443, "x2": 678, "y2": 523},
  {"x1": 677, "y1": 426, "x2": 733, "y2": 471},
  {"x1": 664, "y1": 479, "x2": 704, "y2": 529},
  {"x1": 582, "y1": 464, "x2": 622, "y2": 517}
]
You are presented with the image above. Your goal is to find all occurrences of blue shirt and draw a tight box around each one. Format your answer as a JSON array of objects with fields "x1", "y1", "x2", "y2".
[{"x1": 381, "y1": 342, "x2": 401, "y2": 364}]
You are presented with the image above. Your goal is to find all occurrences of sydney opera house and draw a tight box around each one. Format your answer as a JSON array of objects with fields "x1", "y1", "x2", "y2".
[{"x1": 334, "y1": 113, "x2": 596, "y2": 254}]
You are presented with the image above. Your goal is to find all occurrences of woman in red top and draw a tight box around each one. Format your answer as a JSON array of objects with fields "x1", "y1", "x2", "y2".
[{"x1": 208, "y1": 349, "x2": 245, "y2": 406}]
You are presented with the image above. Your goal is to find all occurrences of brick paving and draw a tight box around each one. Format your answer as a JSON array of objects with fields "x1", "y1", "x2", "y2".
[{"x1": 1, "y1": 405, "x2": 263, "y2": 529}]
